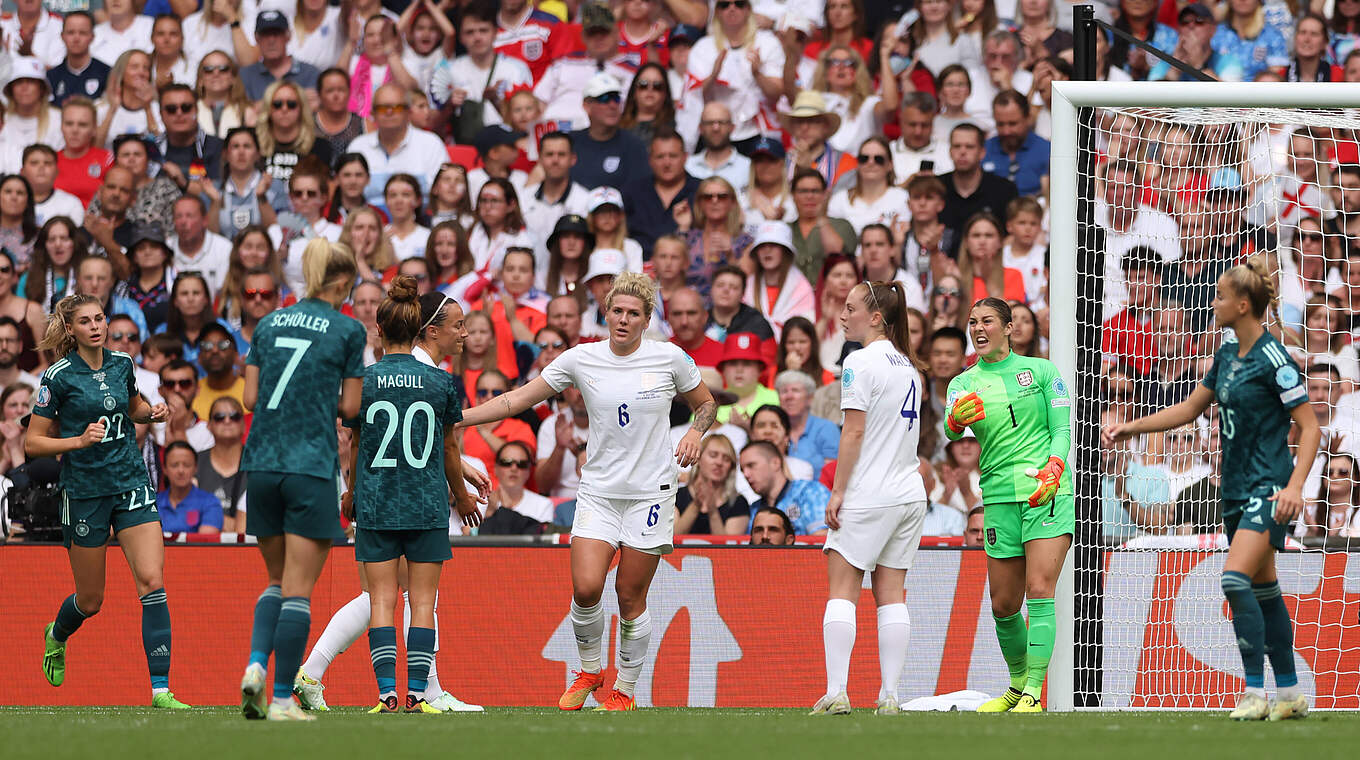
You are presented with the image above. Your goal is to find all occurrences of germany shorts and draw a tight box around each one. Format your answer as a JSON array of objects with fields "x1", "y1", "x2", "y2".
[
  {"x1": 62, "y1": 483, "x2": 159, "y2": 548},
  {"x1": 1223, "y1": 486, "x2": 1287, "y2": 552},
  {"x1": 983, "y1": 493, "x2": 1075, "y2": 559},
  {"x1": 246, "y1": 471, "x2": 343, "y2": 541},
  {"x1": 824, "y1": 501, "x2": 928, "y2": 571},
  {"x1": 355, "y1": 527, "x2": 452, "y2": 563},
  {"x1": 572, "y1": 491, "x2": 676, "y2": 555}
]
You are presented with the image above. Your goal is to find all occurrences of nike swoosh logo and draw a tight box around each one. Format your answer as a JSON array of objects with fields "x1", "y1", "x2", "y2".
[{"x1": 1042, "y1": 521, "x2": 1056, "y2": 527}]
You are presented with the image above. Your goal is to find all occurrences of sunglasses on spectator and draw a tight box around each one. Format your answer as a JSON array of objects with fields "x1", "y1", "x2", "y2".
[
  {"x1": 700, "y1": 192, "x2": 731, "y2": 202},
  {"x1": 0, "y1": 265, "x2": 12, "y2": 275},
  {"x1": 537, "y1": 340, "x2": 565, "y2": 351},
  {"x1": 203, "y1": 64, "x2": 232, "y2": 74},
  {"x1": 933, "y1": 286, "x2": 960, "y2": 297},
  {"x1": 635, "y1": 79, "x2": 667, "y2": 91},
  {"x1": 496, "y1": 458, "x2": 532, "y2": 469},
  {"x1": 161, "y1": 378, "x2": 195, "y2": 390},
  {"x1": 828, "y1": 58, "x2": 857, "y2": 69},
  {"x1": 1299, "y1": 231, "x2": 1324, "y2": 242},
  {"x1": 477, "y1": 388, "x2": 505, "y2": 398},
  {"x1": 589, "y1": 92, "x2": 622, "y2": 104},
  {"x1": 161, "y1": 102, "x2": 195, "y2": 115},
  {"x1": 244, "y1": 288, "x2": 277, "y2": 300},
  {"x1": 857, "y1": 153, "x2": 889, "y2": 166},
  {"x1": 109, "y1": 331, "x2": 137, "y2": 342},
  {"x1": 199, "y1": 339, "x2": 234, "y2": 352},
  {"x1": 271, "y1": 99, "x2": 300, "y2": 110},
  {"x1": 373, "y1": 103, "x2": 408, "y2": 116},
  {"x1": 212, "y1": 411, "x2": 244, "y2": 422},
  {"x1": 405, "y1": 272, "x2": 428, "y2": 282},
  {"x1": 716, "y1": 0, "x2": 749, "y2": 8},
  {"x1": 290, "y1": 188, "x2": 321, "y2": 199}
]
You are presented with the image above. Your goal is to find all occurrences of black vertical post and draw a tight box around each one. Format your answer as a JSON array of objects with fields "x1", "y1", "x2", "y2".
[{"x1": 1071, "y1": 4, "x2": 1105, "y2": 708}]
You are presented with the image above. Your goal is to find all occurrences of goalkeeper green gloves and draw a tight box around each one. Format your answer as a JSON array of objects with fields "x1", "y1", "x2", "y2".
[
  {"x1": 1025, "y1": 456, "x2": 1065, "y2": 508},
  {"x1": 947, "y1": 391, "x2": 985, "y2": 435}
]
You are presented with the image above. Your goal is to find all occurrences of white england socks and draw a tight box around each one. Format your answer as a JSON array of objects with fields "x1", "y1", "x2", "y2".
[
  {"x1": 569, "y1": 599, "x2": 606, "y2": 673},
  {"x1": 302, "y1": 591, "x2": 370, "y2": 679},
  {"x1": 614, "y1": 610, "x2": 652, "y2": 697},
  {"x1": 402, "y1": 591, "x2": 443, "y2": 696},
  {"x1": 823, "y1": 598, "x2": 857, "y2": 696},
  {"x1": 876, "y1": 603, "x2": 910, "y2": 704}
]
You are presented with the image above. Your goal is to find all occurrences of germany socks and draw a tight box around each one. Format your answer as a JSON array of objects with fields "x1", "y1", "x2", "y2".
[
  {"x1": 822, "y1": 598, "x2": 856, "y2": 696},
  {"x1": 570, "y1": 599, "x2": 605, "y2": 673},
  {"x1": 403, "y1": 592, "x2": 444, "y2": 697},
  {"x1": 1255, "y1": 581, "x2": 1300, "y2": 699},
  {"x1": 140, "y1": 589, "x2": 172, "y2": 692},
  {"x1": 1222, "y1": 571, "x2": 1266, "y2": 697},
  {"x1": 302, "y1": 591, "x2": 368, "y2": 679},
  {"x1": 1023, "y1": 598, "x2": 1055, "y2": 699},
  {"x1": 272, "y1": 597, "x2": 311, "y2": 701},
  {"x1": 876, "y1": 603, "x2": 910, "y2": 704},
  {"x1": 52, "y1": 594, "x2": 92, "y2": 642},
  {"x1": 993, "y1": 609, "x2": 1029, "y2": 692},
  {"x1": 368, "y1": 626, "x2": 398, "y2": 698},
  {"x1": 406, "y1": 626, "x2": 436, "y2": 700},
  {"x1": 248, "y1": 584, "x2": 282, "y2": 669},
  {"x1": 614, "y1": 611, "x2": 652, "y2": 697}
]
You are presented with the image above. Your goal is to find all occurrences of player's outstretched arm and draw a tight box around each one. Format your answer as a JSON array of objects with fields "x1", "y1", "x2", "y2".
[
  {"x1": 1102, "y1": 385, "x2": 1215, "y2": 445},
  {"x1": 825, "y1": 409, "x2": 866, "y2": 530},
  {"x1": 1270, "y1": 402, "x2": 1321, "y2": 524},
  {"x1": 457, "y1": 377, "x2": 556, "y2": 428}
]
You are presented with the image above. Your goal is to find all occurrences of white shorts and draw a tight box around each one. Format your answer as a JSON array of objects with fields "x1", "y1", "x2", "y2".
[
  {"x1": 571, "y1": 491, "x2": 677, "y2": 555},
  {"x1": 823, "y1": 501, "x2": 928, "y2": 571}
]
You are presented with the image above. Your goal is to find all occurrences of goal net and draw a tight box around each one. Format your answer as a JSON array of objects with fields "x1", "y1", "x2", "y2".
[{"x1": 1050, "y1": 82, "x2": 1360, "y2": 710}]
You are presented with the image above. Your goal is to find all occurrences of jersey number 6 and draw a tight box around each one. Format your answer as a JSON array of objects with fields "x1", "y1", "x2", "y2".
[{"x1": 618, "y1": 403, "x2": 629, "y2": 427}]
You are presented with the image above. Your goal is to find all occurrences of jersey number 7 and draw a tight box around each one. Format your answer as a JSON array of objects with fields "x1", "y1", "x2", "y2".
[{"x1": 266, "y1": 337, "x2": 313, "y2": 410}]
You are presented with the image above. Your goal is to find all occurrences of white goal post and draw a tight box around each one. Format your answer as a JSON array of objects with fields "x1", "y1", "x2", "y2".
[{"x1": 1049, "y1": 82, "x2": 1360, "y2": 712}]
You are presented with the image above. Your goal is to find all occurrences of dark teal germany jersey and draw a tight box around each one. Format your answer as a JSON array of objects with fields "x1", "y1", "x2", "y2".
[
  {"x1": 33, "y1": 349, "x2": 150, "y2": 498},
  {"x1": 345, "y1": 353, "x2": 463, "y2": 530},
  {"x1": 1201, "y1": 332, "x2": 1306, "y2": 500},
  {"x1": 242, "y1": 298, "x2": 366, "y2": 477}
]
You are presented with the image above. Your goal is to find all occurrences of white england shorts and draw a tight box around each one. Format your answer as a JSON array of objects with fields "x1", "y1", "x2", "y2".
[
  {"x1": 571, "y1": 490, "x2": 677, "y2": 555},
  {"x1": 823, "y1": 501, "x2": 929, "y2": 571}
]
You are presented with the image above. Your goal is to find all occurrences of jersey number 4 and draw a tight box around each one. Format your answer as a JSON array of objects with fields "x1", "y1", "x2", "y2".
[
  {"x1": 367, "y1": 401, "x2": 438, "y2": 469},
  {"x1": 900, "y1": 381, "x2": 918, "y2": 430},
  {"x1": 266, "y1": 337, "x2": 313, "y2": 410}
]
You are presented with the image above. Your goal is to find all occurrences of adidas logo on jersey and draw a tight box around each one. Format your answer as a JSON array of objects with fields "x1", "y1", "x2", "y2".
[
  {"x1": 1252, "y1": 515, "x2": 1263, "y2": 525},
  {"x1": 150, "y1": 644, "x2": 170, "y2": 657}
]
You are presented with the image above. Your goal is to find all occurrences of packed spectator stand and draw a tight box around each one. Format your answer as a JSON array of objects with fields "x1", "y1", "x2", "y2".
[{"x1": 0, "y1": 0, "x2": 1355, "y2": 546}]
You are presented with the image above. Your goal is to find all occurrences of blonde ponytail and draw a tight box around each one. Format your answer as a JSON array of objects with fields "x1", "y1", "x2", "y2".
[
  {"x1": 302, "y1": 238, "x2": 358, "y2": 299},
  {"x1": 37, "y1": 294, "x2": 103, "y2": 357},
  {"x1": 1224, "y1": 255, "x2": 1278, "y2": 318}
]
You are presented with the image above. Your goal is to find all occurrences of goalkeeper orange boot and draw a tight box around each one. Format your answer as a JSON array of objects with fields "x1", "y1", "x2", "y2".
[
  {"x1": 558, "y1": 670, "x2": 606, "y2": 711},
  {"x1": 593, "y1": 688, "x2": 637, "y2": 712}
]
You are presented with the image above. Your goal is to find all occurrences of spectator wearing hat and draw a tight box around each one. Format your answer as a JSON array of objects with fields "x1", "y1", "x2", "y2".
[
  {"x1": 738, "y1": 440, "x2": 828, "y2": 535},
  {"x1": 48, "y1": 12, "x2": 111, "y2": 108},
  {"x1": 578, "y1": 247, "x2": 628, "y2": 339},
  {"x1": 169, "y1": 194, "x2": 232, "y2": 295},
  {"x1": 0, "y1": 58, "x2": 62, "y2": 153},
  {"x1": 585, "y1": 185, "x2": 644, "y2": 272},
  {"x1": 716, "y1": 331, "x2": 779, "y2": 425},
  {"x1": 0, "y1": 0, "x2": 64, "y2": 69},
  {"x1": 125, "y1": 222, "x2": 176, "y2": 333},
  {"x1": 887, "y1": 91, "x2": 953, "y2": 182},
  {"x1": 982, "y1": 89, "x2": 1050, "y2": 197},
  {"x1": 348, "y1": 83, "x2": 449, "y2": 206},
  {"x1": 740, "y1": 135, "x2": 795, "y2": 227},
  {"x1": 468, "y1": 124, "x2": 531, "y2": 202},
  {"x1": 781, "y1": 90, "x2": 857, "y2": 192},
  {"x1": 668, "y1": 286, "x2": 725, "y2": 369},
  {"x1": 685, "y1": 102, "x2": 752, "y2": 192},
  {"x1": 569, "y1": 72, "x2": 652, "y2": 191},
  {"x1": 521, "y1": 132, "x2": 592, "y2": 246},
  {"x1": 241, "y1": 11, "x2": 322, "y2": 101},
  {"x1": 22, "y1": 144, "x2": 85, "y2": 226},
  {"x1": 540, "y1": 214, "x2": 595, "y2": 297},
  {"x1": 155, "y1": 84, "x2": 224, "y2": 191},
  {"x1": 192, "y1": 321, "x2": 246, "y2": 420},
  {"x1": 428, "y1": 1, "x2": 533, "y2": 133},
  {"x1": 625, "y1": 129, "x2": 699, "y2": 256},
  {"x1": 685, "y1": 0, "x2": 785, "y2": 151},
  {"x1": 746, "y1": 220, "x2": 815, "y2": 338},
  {"x1": 534, "y1": 2, "x2": 636, "y2": 130}
]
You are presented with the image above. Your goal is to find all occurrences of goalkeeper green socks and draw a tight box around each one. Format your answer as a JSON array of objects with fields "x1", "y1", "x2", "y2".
[
  {"x1": 993, "y1": 610, "x2": 1029, "y2": 692},
  {"x1": 1023, "y1": 598, "x2": 1056, "y2": 699}
]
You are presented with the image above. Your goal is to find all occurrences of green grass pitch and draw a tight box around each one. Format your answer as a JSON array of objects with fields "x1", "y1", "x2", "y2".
[{"x1": 3, "y1": 707, "x2": 1357, "y2": 759}]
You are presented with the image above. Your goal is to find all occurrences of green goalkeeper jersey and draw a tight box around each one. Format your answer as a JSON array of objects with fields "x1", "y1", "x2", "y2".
[{"x1": 945, "y1": 352, "x2": 1073, "y2": 504}]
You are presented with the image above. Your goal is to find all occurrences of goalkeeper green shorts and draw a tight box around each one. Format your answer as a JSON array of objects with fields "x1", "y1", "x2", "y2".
[{"x1": 982, "y1": 494, "x2": 1075, "y2": 559}]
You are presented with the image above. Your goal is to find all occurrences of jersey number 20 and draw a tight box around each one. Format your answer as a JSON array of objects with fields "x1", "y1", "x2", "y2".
[
  {"x1": 367, "y1": 401, "x2": 437, "y2": 469},
  {"x1": 899, "y1": 381, "x2": 918, "y2": 430}
]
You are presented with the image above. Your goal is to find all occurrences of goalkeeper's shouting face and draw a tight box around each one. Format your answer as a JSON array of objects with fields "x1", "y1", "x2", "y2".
[{"x1": 967, "y1": 298, "x2": 1013, "y2": 361}]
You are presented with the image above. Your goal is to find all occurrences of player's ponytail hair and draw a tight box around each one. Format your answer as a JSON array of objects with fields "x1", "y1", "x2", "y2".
[
  {"x1": 604, "y1": 272, "x2": 658, "y2": 320},
  {"x1": 1223, "y1": 255, "x2": 1279, "y2": 319},
  {"x1": 377, "y1": 275, "x2": 424, "y2": 346},
  {"x1": 38, "y1": 294, "x2": 103, "y2": 357},
  {"x1": 302, "y1": 238, "x2": 358, "y2": 300},
  {"x1": 860, "y1": 280, "x2": 919, "y2": 366}
]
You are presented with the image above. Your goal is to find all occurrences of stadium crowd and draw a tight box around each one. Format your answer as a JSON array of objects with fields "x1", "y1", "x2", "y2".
[{"x1": 0, "y1": 0, "x2": 1357, "y2": 544}]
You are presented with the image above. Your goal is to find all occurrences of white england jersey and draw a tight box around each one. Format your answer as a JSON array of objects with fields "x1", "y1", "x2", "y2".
[
  {"x1": 541, "y1": 339, "x2": 702, "y2": 499},
  {"x1": 839, "y1": 339, "x2": 927, "y2": 508}
]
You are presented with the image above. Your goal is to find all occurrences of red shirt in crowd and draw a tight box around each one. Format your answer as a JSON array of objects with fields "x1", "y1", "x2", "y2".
[
  {"x1": 671, "y1": 335, "x2": 725, "y2": 370},
  {"x1": 56, "y1": 147, "x2": 111, "y2": 207},
  {"x1": 1101, "y1": 307, "x2": 1157, "y2": 375}
]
